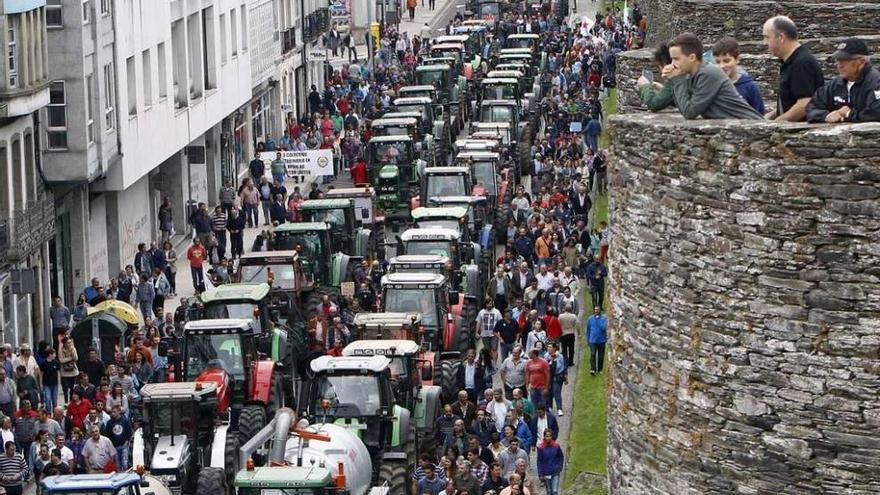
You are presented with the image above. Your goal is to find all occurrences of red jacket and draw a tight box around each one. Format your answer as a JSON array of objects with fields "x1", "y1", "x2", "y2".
[
  {"x1": 544, "y1": 315, "x2": 561, "y2": 340},
  {"x1": 350, "y1": 161, "x2": 368, "y2": 185},
  {"x1": 67, "y1": 398, "x2": 92, "y2": 428}
]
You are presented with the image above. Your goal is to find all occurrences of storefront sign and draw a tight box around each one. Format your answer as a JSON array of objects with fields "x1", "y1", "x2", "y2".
[
  {"x1": 308, "y1": 50, "x2": 328, "y2": 62},
  {"x1": 260, "y1": 150, "x2": 335, "y2": 177}
]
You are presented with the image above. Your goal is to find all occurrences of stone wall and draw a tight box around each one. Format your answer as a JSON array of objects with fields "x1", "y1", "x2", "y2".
[
  {"x1": 606, "y1": 113, "x2": 880, "y2": 494},
  {"x1": 615, "y1": 35, "x2": 880, "y2": 114},
  {"x1": 643, "y1": 0, "x2": 880, "y2": 45}
]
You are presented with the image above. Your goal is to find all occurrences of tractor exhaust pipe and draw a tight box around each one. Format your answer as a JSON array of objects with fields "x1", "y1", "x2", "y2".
[
  {"x1": 238, "y1": 408, "x2": 297, "y2": 468},
  {"x1": 271, "y1": 408, "x2": 296, "y2": 463}
]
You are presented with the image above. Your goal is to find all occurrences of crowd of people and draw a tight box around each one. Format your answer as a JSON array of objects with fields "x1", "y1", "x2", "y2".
[
  {"x1": 24, "y1": 1, "x2": 637, "y2": 494},
  {"x1": 637, "y1": 15, "x2": 880, "y2": 122}
]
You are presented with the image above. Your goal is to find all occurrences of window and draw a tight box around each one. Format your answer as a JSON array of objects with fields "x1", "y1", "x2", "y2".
[
  {"x1": 157, "y1": 42, "x2": 167, "y2": 98},
  {"x1": 202, "y1": 7, "x2": 216, "y2": 89},
  {"x1": 85, "y1": 74, "x2": 94, "y2": 143},
  {"x1": 230, "y1": 9, "x2": 238, "y2": 57},
  {"x1": 100, "y1": 0, "x2": 110, "y2": 15},
  {"x1": 142, "y1": 49, "x2": 152, "y2": 107},
  {"x1": 82, "y1": 0, "x2": 90, "y2": 23},
  {"x1": 219, "y1": 13, "x2": 227, "y2": 65},
  {"x1": 7, "y1": 23, "x2": 16, "y2": 88},
  {"x1": 240, "y1": 6, "x2": 247, "y2": 51},
  {"x1": 126, "y1": 56, "x2": 136, "y2": 115},
  {"x1": 46, "y1": 81, "x2": 67, "y2": 149},
  {"x1": 46, "y1": 0, "x2": 63, "y2": 27},
  {"x1": 103, "y1": 63, "x2": 115, "y2": 130}
]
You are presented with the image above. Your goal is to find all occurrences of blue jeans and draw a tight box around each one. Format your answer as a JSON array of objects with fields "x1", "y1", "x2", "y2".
[
  {"x1": 550, "y1": 381, "x2": 564, "y2": 411},
  {"x1": 544, "y1": 473, "x2": 561, "y2": 495},
  {"x1": 42, "y1": 385, "x2": 57, "y2": 411},
  {"x1": 138, "y1": 302, "x2": 153, "y2": 320},
  {"x1": 116, "y1": 443, "x2": 130, "y2": 471},
  {"x1": 191, "y1": 267, "x2": 204, "y2": 291},
  {"x1": 500, "y1": 342, "x2": 513, "y2": 362},
  {"x1": 529, "y1": 387, "x2": 547, "y2": 410}
]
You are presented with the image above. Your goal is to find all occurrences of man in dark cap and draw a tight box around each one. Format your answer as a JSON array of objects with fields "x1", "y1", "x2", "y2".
[{"x1": 807, "y1": 38, "x2": 880, "y2": 123}]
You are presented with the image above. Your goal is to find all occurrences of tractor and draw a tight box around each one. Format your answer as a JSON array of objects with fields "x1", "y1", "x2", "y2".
[
  {"x1": 411, "y1": 165, "x2": 482, "y2": 212},
  {"x1": 299, "y1": 198, "x2": 374, "y2": 261},
  {"x1": 235, "y1": 409, "x2": 391, "y2": 495},
  {"x1": 41, "y1": 473, "x2": 172, "y2": 495},
  {"x1": 298, "y1": 356, "x2": 415, "y2": 491},
  {"x1": 177, "y1": 319, "x2": 288, "y2": 446},
  {"x1": 395, "y1": 227, "x2": 483, "y2": 298},
  {"x1": 414, "y1": 64, "x2": 467, "y2": 133},
  {"x1": 132, "y1": 381, "x2": 238, "y2": 494},
  {"x1": 379, "y1": 273, "x2": 475, "y2": 403},
  {"x1": 371, "y1": 114, "x2": 438, "y2": 167},
  {"x1": 194, "y1": 283, "x2": 307, "y2": 401},
  {"x1": 234, "y1": 251, "x2": 302, "y2": 322},
  {"x1": 323, "y1": 185, "x2": 380, "y2": 226},
  {"x1": 393, "y1": 95, "x2": 452, "y2": 162},
  {"x1": 411, "y1": 199, "x2": 496, "y2": 277},
  {"x1": 271, "y1": 221, "x2": 352, "y2": 316},
  {"x1": 342, "y1": 340, "x2": 442, "y2": 454},
  {"x1": 365, "y1": 135, "x2": 424, "y2": 221},
  {"x1": 455, "y1": 150, "x2": 512, "y2": 221}
]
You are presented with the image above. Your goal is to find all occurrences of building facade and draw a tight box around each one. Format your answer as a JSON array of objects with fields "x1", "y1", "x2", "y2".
[
  {"x1": 39, "y1": 0, "x2": 330, "y2": 331},
  {"x1": 0, "y1": 0, "x2": 54, "y2": 347}
]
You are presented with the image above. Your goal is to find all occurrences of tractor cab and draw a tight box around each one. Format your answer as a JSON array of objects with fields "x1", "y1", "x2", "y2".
[
  {"x1": 393, "y1": 97, "x2": 437, "y2": 133},
  {"x1": 323, "y1": 186, "x2": 378, "y2": 225},
  {"x1": 136, "y1": 382, "x2": 237, "y2": 492},
  {"x1": 370, "y1": 116, "x2": 421, "y2": 141},
  {"x1": 479, "y1": 78, "x2": 522, "y2": 106},
  {"x1": 415, "y1": 65, "x2": 455, "y2": 99},
  {"x1": 415, "y1": 166, "x2": 478, "y2": 209},
  {"x1": 412, "y1": 206, "x2": 470, "y2": 234},
  {"x1": 452, "y1": 24, "x2": 489, "y2": 52},
  {"x1": 398, "y1": 227, "x2": 475, "y2": 263},
  {"x1": 504, "y1": 33, "x2": 540, "y2": 52},
  {"x1": 198, "y1": 283, "x2": 273, "y2": 336},
  {"x1": 342, "y1": 340, "x2": 442, "y2": 429},
  {"x1": 352, "y1": 312, "x2": 423, "y2": 341},
  {"x1": 235, "y1": 252, "x2": 301, "y2": 322},
  {"x1": 428, "y1": 43, "x2": 465, "y2": 69},
  {"x1": 300, "y1": 356, "x2": 411, "y2": 464},
  {"x1": 476, "y1": 99, "x2": 519, "y2": 127},
  {"x1": 299, "y1": 198, "x2": 371, "y2": 260},
  {"x1": 380, "y1": 273, "x2": 460, "y2": 353},
  {"x1": 181, "y1": 319, "x2": 261, "y2": 407},
  {"x1": 41, "y1": 473, "x2": 171, "y2": 495},
  {"x1": 271, "y1": 222, "x2": 336, "y2": 289},
  {"x1": 366, "y1": 136, "x2": 421, "y2": 215},
  {"x1": 456, "y1": 150, "x2": 504, "y2": 204},
  {"x1": 454, "y1": 138, "x2": 502, "y2": 154}
]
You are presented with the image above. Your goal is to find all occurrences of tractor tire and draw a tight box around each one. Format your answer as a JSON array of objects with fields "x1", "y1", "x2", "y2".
[
  {"x1": 237, "y1": 405, "x2": 267, "y2": 450},
  {"x1": 267, "y1": 372, "x2": 286, "y2": 415},
  {"x1": 223, "y1": 434, "x2": 240, "y2": 484},
  {"x1": 405, "y1": 424, "x2": 417, "y2": 463},
  {"x1": 440, "y1": 360, "x2": 462, "y2": 404},
  {"x1": 462, "y1": 299, "x2": 478, "y2": 335},
  {"x1": 304, "y1": 291, "x2": 324, "y2": 318},
  {"x1": 378, "y1": 462, "x2": 409, "y2": 494},
  {"x1": 196, "y1": 467, "x2": 226, "y2": 495}
]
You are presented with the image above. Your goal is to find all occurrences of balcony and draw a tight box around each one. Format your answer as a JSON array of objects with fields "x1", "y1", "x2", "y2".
[
  {"x1": 0, "y1": 81, "x2": 50, "y2": 118},
  {"x1": 0, "y1": 197, "x2": 55, "y2": 266},
  {"x1": 282, "y1": 27, "x2": 296, "y2": 54}
]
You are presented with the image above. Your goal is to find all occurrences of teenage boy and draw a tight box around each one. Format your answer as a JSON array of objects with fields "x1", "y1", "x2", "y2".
[
  {"x1": 712, "y1": 36, "x2": 766, "y2": 114},
  {"x1": 663, "y1": 33, "x2": 763, "y2": 120}
]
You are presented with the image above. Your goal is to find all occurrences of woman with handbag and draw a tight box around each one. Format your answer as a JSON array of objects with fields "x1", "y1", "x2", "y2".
[{"x1": 58, "y1": 338, "x2": 79, "y2": 404}]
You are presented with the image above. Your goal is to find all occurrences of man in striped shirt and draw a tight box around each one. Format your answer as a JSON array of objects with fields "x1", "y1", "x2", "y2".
[
  {"x1": 0, "y1": 440, "x2": 29, "y2": 495},
  {"x1": 211, "y1": 205, "x2": 228, "y2": 260},
  {"x1": 411, "y1": 453, "x2": 446, "y2": 494}
]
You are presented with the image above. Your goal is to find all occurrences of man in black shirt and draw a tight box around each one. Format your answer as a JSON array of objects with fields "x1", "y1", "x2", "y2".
[
  {"x1": 762, "y1": 16, "x2": 825, "y2": 121},
  {"x1": 807, "y1": 38, "x2": 880, "y2": 123}
]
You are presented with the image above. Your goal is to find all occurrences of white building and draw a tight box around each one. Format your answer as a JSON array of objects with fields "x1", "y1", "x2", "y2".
[
  {"x1": 42, "y1": 0, "x2": 329, "y2": 314},
  {"x1": 0, "y1": 0, "x2": 54, "y2": 347}
]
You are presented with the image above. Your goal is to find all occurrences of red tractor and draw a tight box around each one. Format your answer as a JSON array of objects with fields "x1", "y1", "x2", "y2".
[{"x1": 178, "y1": 318, "x2": 287, "y2": 446}]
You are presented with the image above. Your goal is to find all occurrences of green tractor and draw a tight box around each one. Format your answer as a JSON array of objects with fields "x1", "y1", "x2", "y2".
[
  {"x1": 371, "y1": 113, "x2": 439, "y2": 167},
  {"x1": 299, "y1": 198, "x2": 375, "y2": 261},
  {"x1": 271, "y1": 221, "x2": 352, "y2": 317},
  {"x1": 414, "y1": 64, "x2": 468, "y2": 133},
  {"x1": 366, "y1": 135, "x2": 424, "y2": 222},
  {"x1": 299, "y1": 355, "x2": 416, "y2": 491}
]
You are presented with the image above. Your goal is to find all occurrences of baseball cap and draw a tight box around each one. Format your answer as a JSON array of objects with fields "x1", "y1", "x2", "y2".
[{"x1": 832, "y1": 38, "x2": 869, "y2": 60}]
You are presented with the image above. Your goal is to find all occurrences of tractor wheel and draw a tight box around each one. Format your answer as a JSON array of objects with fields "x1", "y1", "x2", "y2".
[
  {"x1": 223, "y1": 433, "x2": 240, "y2": 485},
  {"x1": 267, "y1": 372, "x2": 286, "y2": 415},
  {"x1": 462, "y1": 299, "x2": 478, "y2": 335},
  {"x1": 417, "y1": 430, "x2": 437, "y2": 459},
  {"x1": 304, "y1": 291, "x2": 324, "y2": 319},
  {"x1": 237, "y1": 405, "x2": 267, "y2": 451},
  {"x1": 196, "y1": 467, "x2": 226, "y2": 495},
  {"x1": 440, "y1": 360, "x2": 462, "y2": 404},
  {"x1": 378, "y1": 462, "x2": 409, "y2": 494},
  {"x1": 405, "y1": 424, "x2": 417, "y2": 463}
]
